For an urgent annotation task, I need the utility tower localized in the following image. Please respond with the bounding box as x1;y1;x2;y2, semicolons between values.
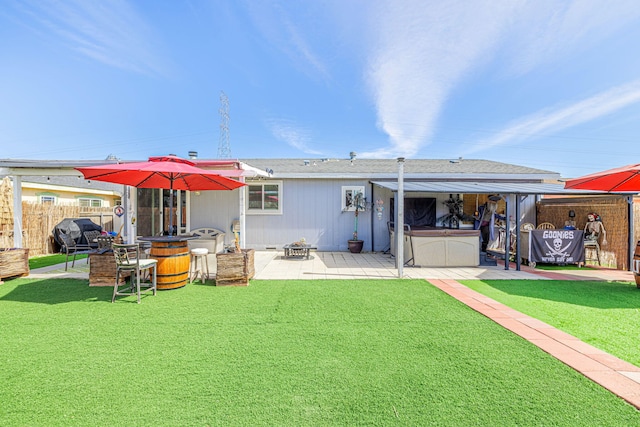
218;91;231;158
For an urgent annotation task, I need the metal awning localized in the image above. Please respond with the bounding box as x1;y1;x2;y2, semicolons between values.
374;180;638;273
370;181;625;195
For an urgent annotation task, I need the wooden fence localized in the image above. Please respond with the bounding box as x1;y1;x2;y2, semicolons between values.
537;195;640;270
0;202;115;256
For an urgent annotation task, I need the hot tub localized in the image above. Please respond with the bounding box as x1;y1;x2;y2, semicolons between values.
401;227;480;267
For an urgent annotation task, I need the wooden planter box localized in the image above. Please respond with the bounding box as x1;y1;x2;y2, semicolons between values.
89;251;128;287
0;248;29;282
216;249;255;286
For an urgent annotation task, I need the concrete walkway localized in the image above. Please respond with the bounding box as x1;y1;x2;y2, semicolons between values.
26;251;640;409
428;278;640;410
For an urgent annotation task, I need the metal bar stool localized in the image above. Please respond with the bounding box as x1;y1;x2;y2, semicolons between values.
112;243;157;303
189;247;210;283
584;237;602;265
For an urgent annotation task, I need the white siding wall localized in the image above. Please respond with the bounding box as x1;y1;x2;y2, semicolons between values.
189;189;240;246
245;179;372;251
187;180;540;253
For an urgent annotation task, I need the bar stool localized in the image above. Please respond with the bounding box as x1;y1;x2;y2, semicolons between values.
189;247;210;283
584;236;602;266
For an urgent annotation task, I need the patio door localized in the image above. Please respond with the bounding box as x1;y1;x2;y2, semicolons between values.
171;189;188;235
136;189;189;236
159;190;188;236
136;188;160;237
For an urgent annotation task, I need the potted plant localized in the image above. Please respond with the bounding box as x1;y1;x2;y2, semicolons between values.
348;191;366;253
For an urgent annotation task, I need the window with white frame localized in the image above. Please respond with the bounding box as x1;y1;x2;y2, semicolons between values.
341;186;365;211
40;195;56;204
247;181;282;214
78;198;103;208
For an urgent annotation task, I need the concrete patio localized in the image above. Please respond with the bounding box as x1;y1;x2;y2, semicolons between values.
28;250;635;282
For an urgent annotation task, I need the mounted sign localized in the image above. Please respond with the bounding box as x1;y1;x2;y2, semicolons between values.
529;229;585;265
113;205;124;218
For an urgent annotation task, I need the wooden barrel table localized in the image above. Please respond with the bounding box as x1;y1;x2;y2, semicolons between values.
139;236;193;290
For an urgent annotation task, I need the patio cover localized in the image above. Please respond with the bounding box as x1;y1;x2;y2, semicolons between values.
371;180;635;272
370;181;613;195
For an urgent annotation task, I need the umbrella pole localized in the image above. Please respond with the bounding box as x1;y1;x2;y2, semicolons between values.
169;182;174;236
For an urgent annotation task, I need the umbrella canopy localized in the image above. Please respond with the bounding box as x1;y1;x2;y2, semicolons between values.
564;163;640;192
75;156;245;235
75;155;245;191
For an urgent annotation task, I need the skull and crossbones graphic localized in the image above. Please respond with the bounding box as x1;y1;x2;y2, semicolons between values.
545;238;571;257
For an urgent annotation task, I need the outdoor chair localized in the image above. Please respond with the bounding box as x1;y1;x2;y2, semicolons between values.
520;222;535;231
83;230;102;249
536;222;556;230
57;230;95;271
517;223;535;265
188;228;226;254
112;243;157;304
96;235;114;251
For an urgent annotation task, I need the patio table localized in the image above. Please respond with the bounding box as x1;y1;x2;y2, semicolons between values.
138;235;197;289
283;244;316;260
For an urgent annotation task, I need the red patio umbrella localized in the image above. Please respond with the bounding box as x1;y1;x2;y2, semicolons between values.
76;155;245;235
564;163;640;192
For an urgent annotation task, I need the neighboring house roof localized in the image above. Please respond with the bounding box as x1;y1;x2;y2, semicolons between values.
240;158;560;181
0;158;268;179
19;175;122;193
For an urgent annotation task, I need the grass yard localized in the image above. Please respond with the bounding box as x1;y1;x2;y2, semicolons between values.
1;278;639;426
462;279;640;367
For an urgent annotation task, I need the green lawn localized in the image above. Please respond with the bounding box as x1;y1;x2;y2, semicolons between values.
1;278;639;426
462;278;640;367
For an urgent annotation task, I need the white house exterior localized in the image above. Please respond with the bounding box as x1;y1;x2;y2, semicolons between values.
230;158;565;252
4;156;601;254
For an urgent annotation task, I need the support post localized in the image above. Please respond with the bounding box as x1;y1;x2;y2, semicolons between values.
504;195;510;270
12;176;23;248
239;177;246;248
123;186;134;244
629;195;635;271
396;157;405;278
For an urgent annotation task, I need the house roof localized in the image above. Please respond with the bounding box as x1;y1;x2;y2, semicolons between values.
1;157;562;185
240;158;561;180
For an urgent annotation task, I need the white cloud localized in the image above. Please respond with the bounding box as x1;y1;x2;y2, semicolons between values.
243;1;330;83
361;0;516;158
359;0;640;159
11;0;168;76
463;79;640;154
266;118;324;155
504;0;640;75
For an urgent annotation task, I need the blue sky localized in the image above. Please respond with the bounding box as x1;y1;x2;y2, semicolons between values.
2;0;640;178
